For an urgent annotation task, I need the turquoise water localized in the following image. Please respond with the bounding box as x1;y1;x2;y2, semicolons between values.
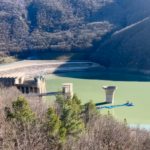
129;124;150;131
45;71;150;124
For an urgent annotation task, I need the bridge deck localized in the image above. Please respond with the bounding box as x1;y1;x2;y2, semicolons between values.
38;92;59;96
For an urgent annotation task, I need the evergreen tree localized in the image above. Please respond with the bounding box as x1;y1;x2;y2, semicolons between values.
55;92;86;138
72;93;83;114
55;91;64;108
83;100;101;124
5;96;35;123
45;106;66;143
61;104;86;137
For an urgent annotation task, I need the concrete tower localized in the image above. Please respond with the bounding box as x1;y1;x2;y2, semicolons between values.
34;76;46;93
62;83;73;100
103;86;117;103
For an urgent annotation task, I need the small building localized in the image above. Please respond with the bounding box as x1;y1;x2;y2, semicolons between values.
0;75;46;94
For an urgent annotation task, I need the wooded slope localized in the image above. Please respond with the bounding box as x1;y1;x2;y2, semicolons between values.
0;0;150;69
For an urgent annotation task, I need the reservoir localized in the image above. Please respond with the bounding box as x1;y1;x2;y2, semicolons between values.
45;71;150;125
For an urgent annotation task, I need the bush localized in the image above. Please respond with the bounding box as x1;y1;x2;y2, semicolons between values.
0;87;150;149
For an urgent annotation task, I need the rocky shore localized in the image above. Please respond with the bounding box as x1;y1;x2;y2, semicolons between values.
0;61;101;78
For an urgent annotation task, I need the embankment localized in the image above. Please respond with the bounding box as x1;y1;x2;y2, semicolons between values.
0;60;102;78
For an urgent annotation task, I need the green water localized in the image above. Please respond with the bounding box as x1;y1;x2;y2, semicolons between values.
45;71;150;124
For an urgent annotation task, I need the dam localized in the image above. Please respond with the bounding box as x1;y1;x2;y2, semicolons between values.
0;75;46;94
0;75;74;100
1;63;148;125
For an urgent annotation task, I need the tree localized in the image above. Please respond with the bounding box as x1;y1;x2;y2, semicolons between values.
72;93;83;114
5;96;35;123
55;92;86;138
45;105;66;144
83;100;101;125
61;104;86;138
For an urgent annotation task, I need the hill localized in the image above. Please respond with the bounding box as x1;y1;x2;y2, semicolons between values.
91;0;150;69
0;0;118;55
0;0;150;69
91;17;150;69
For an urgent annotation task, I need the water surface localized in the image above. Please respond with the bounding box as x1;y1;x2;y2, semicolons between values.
45;71;150;124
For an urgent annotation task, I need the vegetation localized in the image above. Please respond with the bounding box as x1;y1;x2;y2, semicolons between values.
0;56;19;65
1;86;150;149
91;17;150;70
0;0;114;55
1;0;150;69
5;96;35;122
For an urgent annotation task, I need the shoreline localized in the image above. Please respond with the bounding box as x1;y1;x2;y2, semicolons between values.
0;60;101;78
87;66;150;76
0;60;150;78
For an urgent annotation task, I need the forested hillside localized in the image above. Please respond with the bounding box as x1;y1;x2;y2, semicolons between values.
0;0;150;69
90;0;150;69
91;17;150;69
0;0;117;54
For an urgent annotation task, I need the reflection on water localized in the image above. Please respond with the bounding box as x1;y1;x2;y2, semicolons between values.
45;71;150;124
55;71;150;82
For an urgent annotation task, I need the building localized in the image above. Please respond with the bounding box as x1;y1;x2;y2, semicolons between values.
0;75;46;94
